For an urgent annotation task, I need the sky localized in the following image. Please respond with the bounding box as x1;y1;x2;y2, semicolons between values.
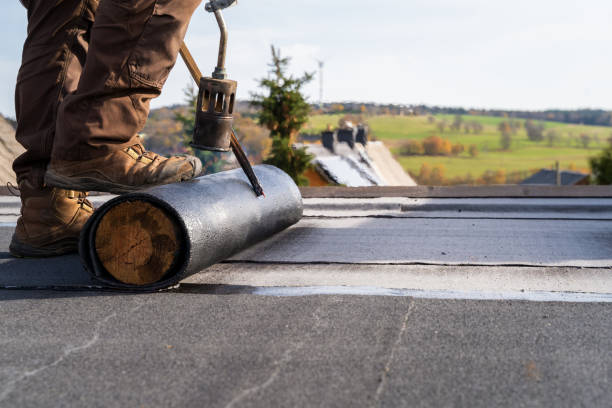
1;0;612;118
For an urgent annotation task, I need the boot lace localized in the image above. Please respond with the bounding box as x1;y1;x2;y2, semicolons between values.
73;191;94;212
133;144;161;160
128;144;163;164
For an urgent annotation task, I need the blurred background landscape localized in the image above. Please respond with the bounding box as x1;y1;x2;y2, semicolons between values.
1;0;611;187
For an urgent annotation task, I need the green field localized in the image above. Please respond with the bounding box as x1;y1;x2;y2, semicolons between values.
305;113;611;183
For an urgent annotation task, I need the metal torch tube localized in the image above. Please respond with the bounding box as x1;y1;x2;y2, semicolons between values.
213;10;228;79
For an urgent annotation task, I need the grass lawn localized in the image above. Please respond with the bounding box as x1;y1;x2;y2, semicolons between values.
305;113;610;183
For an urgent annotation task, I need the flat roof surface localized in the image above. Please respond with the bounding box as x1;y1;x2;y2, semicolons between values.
299;185;612;198
1;191;611;406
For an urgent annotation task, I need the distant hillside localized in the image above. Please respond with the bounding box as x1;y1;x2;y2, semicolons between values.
317;103;612;128
0;115;23;185
426;107;612;128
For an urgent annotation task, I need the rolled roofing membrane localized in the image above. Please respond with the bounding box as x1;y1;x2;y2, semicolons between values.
79;165;303;291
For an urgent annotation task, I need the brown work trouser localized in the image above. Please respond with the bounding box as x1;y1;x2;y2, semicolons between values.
13;0;202;188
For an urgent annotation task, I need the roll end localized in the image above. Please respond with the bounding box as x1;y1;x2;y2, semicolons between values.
93;200;184;286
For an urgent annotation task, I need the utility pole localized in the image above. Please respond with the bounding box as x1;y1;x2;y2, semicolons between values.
317;60;324;110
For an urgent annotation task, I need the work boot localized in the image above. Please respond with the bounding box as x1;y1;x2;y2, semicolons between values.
9;181;94;258
45;143;202;194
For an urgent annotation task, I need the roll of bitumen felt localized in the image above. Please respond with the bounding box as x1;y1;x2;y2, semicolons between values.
79;165;303;291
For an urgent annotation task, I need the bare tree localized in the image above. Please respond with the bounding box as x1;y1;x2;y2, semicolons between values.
525;120;545;142
450;115;463;132
580;133;591;148
437;119;448;133
545;129;559;147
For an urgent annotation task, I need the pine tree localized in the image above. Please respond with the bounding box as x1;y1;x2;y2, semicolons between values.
251;46;314;186
590;145;612;185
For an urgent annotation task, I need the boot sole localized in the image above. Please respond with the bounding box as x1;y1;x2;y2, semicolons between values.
9;235;79;258
45;169;197;195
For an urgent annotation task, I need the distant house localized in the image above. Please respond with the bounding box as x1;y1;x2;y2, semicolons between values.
520;169;590;186
298;125;416;187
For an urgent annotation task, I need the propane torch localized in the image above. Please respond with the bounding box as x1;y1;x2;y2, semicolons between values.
179;0;265;197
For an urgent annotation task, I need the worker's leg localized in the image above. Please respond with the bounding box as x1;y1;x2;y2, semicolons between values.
10;0;98;258
46;0;202;194
13;0;98;188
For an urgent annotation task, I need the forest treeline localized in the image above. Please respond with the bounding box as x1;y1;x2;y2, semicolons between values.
445;108;612;127
316;103;612;127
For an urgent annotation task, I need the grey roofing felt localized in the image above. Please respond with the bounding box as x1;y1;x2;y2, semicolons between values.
299;184;612;198
232;217;612;268
1;292;611;407
521;169;589;185
2;193;612;407
1;195;612;291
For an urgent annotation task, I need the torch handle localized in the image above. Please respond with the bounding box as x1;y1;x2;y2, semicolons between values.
179;42;203;82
